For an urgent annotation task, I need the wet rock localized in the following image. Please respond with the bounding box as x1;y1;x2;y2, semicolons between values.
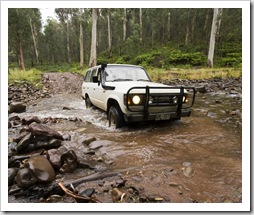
16;133;33;152
9;102;26;113
196;85;207;93
13;131;29;143
78;159;96;170
35;138;62;150
25;156;56;183
29;123;63;140
15;168;38;188
21;116;41;125
9;115;20;122
62;133;71;141
89;140;112;150
46;149;62;170
78;188;95;197
207;112;216;118
58;146;68;155
8;141;18;156
8;168;19;186
78;136;96;146
59;150;78;174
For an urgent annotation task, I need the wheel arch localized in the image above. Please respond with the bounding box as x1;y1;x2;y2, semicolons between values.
107;98;122;115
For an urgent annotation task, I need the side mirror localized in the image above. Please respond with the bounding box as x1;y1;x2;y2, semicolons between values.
93;76;99;83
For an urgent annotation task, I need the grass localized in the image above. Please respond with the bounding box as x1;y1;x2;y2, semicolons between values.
8;66;242;88
147;67;242;82
8;68;43;87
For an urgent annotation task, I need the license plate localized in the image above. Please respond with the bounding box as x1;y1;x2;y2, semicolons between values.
155;113;171;121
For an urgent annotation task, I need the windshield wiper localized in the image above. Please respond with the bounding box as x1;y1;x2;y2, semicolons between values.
112;78;133;82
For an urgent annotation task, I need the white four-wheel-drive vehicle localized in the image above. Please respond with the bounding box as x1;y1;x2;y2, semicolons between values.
82;64;196;128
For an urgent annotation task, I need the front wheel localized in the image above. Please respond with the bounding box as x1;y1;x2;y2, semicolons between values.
108;106;125;129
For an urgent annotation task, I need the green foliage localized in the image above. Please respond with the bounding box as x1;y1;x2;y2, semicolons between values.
8;68;42;87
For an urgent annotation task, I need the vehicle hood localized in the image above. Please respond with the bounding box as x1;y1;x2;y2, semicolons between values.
104;81;183;94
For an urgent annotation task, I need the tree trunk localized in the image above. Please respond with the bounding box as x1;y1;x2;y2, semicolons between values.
207;8;222;67
79;21;84;68
191;11;196;43
89;9;98;67
167;12;171;41
29;17;39;64
66;20;71;64
107;9;112;58
16;32;25;70
139;8;143;45
152;21;154;49
185;11;190;46
216;8;223;36
123;8;127;42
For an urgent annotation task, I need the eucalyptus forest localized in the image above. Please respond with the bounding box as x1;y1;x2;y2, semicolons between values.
8;8;242;72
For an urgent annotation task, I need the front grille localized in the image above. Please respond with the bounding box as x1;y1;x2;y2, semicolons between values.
149;95;176;104
149;96;173;104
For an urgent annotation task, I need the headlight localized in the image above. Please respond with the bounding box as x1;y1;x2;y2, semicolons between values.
132;95;141;104
124;94;143;106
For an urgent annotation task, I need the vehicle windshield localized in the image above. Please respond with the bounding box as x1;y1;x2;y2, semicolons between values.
105;66;151;82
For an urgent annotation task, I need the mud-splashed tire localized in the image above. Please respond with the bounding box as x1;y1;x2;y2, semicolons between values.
108;106;125;129
85;96;93;108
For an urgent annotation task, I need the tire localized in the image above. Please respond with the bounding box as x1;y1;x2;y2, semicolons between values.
85;96;93;108
108;106;125;129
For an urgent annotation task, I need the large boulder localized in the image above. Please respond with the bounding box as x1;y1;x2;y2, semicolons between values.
25;156;56;183
29;123;63;140
9;102;26;113
15;168;38;188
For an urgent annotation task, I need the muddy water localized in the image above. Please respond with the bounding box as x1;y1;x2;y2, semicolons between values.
14;92;242;203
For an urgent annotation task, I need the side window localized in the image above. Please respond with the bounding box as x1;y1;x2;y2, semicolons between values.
84;70;91;82
98;68;101;82
90;69;98;82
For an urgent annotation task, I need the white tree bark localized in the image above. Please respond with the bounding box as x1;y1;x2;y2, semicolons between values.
79;21;84;68
167;12;171;41
66;20;71;64
123;8;127;42
207;8;222;67
139;8;143;44
107;9;112;58
29;17;39;63
89;9;98;67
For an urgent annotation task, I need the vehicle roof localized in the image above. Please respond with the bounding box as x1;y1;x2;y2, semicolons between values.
88;64;144;70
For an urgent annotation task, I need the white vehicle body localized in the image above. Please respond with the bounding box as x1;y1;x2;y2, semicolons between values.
82;64;195;128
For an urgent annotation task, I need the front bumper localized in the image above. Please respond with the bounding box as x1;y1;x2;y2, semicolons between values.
124;86;196;122
124;109;191;122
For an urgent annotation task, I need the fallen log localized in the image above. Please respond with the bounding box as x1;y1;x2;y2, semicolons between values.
58;182;101;203
13;171;119;199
